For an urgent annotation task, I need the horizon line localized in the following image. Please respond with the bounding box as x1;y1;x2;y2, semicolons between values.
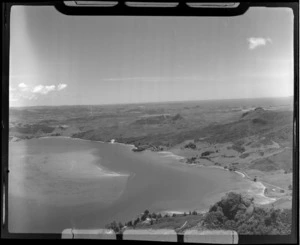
9;95;293;109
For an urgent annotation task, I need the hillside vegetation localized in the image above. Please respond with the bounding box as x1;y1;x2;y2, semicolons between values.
105;192;292;235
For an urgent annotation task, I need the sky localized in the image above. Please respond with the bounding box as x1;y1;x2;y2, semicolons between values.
9;5;294;107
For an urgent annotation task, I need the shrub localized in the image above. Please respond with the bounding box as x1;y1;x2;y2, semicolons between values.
203;209;226;229
186;157;197;164
185;142;197;150
201;151;213;157
133;218;140;226
202;192;292;235
105;221;121;233
141;214;147;221
228;166;237;171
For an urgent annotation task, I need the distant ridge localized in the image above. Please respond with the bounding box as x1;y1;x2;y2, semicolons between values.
9;96;293;109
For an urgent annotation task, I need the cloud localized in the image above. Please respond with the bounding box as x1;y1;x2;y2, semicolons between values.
32;85;56;94
32;85;44;93
18;83;27;88
18;82;29;91
247;37;272;50
57;83;67;91
10;82;68;103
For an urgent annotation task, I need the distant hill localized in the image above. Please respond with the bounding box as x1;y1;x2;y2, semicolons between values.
198;108;293;144
9;105;293;151
131;113;184;126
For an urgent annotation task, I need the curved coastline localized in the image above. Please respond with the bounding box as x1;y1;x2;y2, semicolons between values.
152;148;277;206
9;135;281;233
35;136;277;206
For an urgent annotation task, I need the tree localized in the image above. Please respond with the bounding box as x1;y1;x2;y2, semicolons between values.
185;142;196;149
105;221;120;233
187;157;197;164
141;214;147;221
105;193;292;235
203;210;225;229
201;151;212;157
133;217;140;226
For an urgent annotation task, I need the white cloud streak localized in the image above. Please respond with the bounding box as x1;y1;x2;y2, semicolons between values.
18;82;29;91
57;83;68;91
10;83;68;102
247;37;272;50
18;83;27;88
32;85;56;94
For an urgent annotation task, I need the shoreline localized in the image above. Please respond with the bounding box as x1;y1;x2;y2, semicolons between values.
38;136;137;148
156;150;278;206
14;136;278;206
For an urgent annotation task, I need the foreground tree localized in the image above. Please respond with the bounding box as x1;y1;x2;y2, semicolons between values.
203;192;292;235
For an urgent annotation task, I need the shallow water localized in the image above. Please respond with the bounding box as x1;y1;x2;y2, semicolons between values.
8;137;247;233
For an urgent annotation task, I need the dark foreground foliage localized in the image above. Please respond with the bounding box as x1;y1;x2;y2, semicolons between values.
105;192;292;235
202;192;291;235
